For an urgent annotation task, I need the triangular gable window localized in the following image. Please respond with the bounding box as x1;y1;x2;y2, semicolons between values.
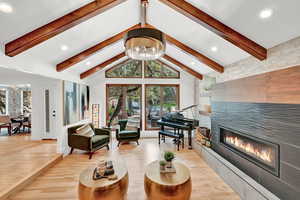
105;59;142;78
144;60;180;78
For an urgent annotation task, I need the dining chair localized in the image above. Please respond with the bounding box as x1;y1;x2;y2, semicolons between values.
23;114;32;132
0;115;12;136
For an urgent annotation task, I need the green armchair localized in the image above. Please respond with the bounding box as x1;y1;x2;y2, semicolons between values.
116;119;140;147
68;123;111;159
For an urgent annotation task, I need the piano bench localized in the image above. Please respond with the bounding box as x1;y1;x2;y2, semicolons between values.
158;130;184;151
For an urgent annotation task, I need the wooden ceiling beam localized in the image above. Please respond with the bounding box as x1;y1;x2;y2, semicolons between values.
163;54;203;80
5;0;126;57
57;24;141;72
159;0;267;60
145;24;224;73
80;52;126;79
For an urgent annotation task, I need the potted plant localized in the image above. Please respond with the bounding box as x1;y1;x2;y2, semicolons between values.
164;151;175;168
159;160;167;171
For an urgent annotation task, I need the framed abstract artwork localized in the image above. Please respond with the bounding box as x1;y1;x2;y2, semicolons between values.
80;84;90;120
63;81;79;125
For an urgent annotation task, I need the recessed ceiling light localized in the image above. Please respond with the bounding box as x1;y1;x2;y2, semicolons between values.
60;45;69;51
0;2;13;13
86;61;91;66
190;61;195;65
211;46;218;52
259;8;273;19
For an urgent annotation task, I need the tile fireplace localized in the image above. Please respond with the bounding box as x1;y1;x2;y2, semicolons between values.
211;102;300;200
210;67;300;199
219;127;279;177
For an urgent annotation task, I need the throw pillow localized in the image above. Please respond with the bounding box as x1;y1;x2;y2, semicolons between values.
75;124;94;137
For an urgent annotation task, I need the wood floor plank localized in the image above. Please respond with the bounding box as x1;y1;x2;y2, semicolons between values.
0;136;61;200
8;138;239;200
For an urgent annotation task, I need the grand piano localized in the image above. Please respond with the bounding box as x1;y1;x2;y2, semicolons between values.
157;105;199;149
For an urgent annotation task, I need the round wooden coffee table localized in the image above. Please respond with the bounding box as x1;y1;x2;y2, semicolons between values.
78;160;128;200
144;161;192;200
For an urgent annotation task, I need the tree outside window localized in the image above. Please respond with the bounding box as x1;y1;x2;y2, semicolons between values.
145;85;179;129
106;85;142;129
105;59;180;79
0;89;7;115
22;90;32;115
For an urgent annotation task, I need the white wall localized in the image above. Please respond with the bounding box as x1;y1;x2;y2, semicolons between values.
86;68;198;137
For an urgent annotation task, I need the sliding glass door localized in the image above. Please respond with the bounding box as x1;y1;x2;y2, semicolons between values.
106;84;142;129
145;85;179;130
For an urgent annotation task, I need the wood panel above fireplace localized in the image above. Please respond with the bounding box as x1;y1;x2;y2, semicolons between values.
212;65;300;104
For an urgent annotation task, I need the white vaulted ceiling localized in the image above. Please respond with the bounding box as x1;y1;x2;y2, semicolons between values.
64;40;126;75
0;0;300;81
187;0;300;48
147;0;250;66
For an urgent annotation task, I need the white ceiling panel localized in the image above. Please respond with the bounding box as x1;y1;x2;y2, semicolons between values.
147;0;250;66
159;57;196;79
166;43;214;75
8;0;138;63
187;0;300;48
0;0;94;44
65;40;125;75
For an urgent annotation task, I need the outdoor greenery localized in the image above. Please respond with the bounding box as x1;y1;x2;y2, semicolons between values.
23;90;32;114
105;59;179;78
106;60;142;78
105;60;180;129
107;85;141;128
0;90;6;114
145;60;179;78
146;85;178;129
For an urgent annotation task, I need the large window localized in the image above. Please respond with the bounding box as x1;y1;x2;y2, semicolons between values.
105;59;180;79
106;84;142;129
105;60;142;78
0;89;7;115
144;60;180;78
145;85;179;130
22;90;32;115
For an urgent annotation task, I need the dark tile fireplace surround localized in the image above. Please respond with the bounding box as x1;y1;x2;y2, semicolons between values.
211;102;300;200
210;66;300;200
219;126;280;177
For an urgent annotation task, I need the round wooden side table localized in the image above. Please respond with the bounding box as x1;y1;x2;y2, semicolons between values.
78;160;128;200
144;161;192;200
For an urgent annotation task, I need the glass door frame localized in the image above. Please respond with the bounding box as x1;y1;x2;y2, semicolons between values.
106;84;143;129
144;84;180;130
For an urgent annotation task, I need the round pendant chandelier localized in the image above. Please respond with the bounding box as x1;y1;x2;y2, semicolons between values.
124;28;165;60
124;1;165;60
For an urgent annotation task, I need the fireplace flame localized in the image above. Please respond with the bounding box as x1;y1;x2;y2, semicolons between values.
225;135;272;163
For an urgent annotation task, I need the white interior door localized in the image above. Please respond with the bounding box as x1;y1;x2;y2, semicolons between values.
44;88;57;139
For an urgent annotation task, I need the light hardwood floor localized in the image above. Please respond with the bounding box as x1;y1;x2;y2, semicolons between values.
8;138;240;200
0;136;62;200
